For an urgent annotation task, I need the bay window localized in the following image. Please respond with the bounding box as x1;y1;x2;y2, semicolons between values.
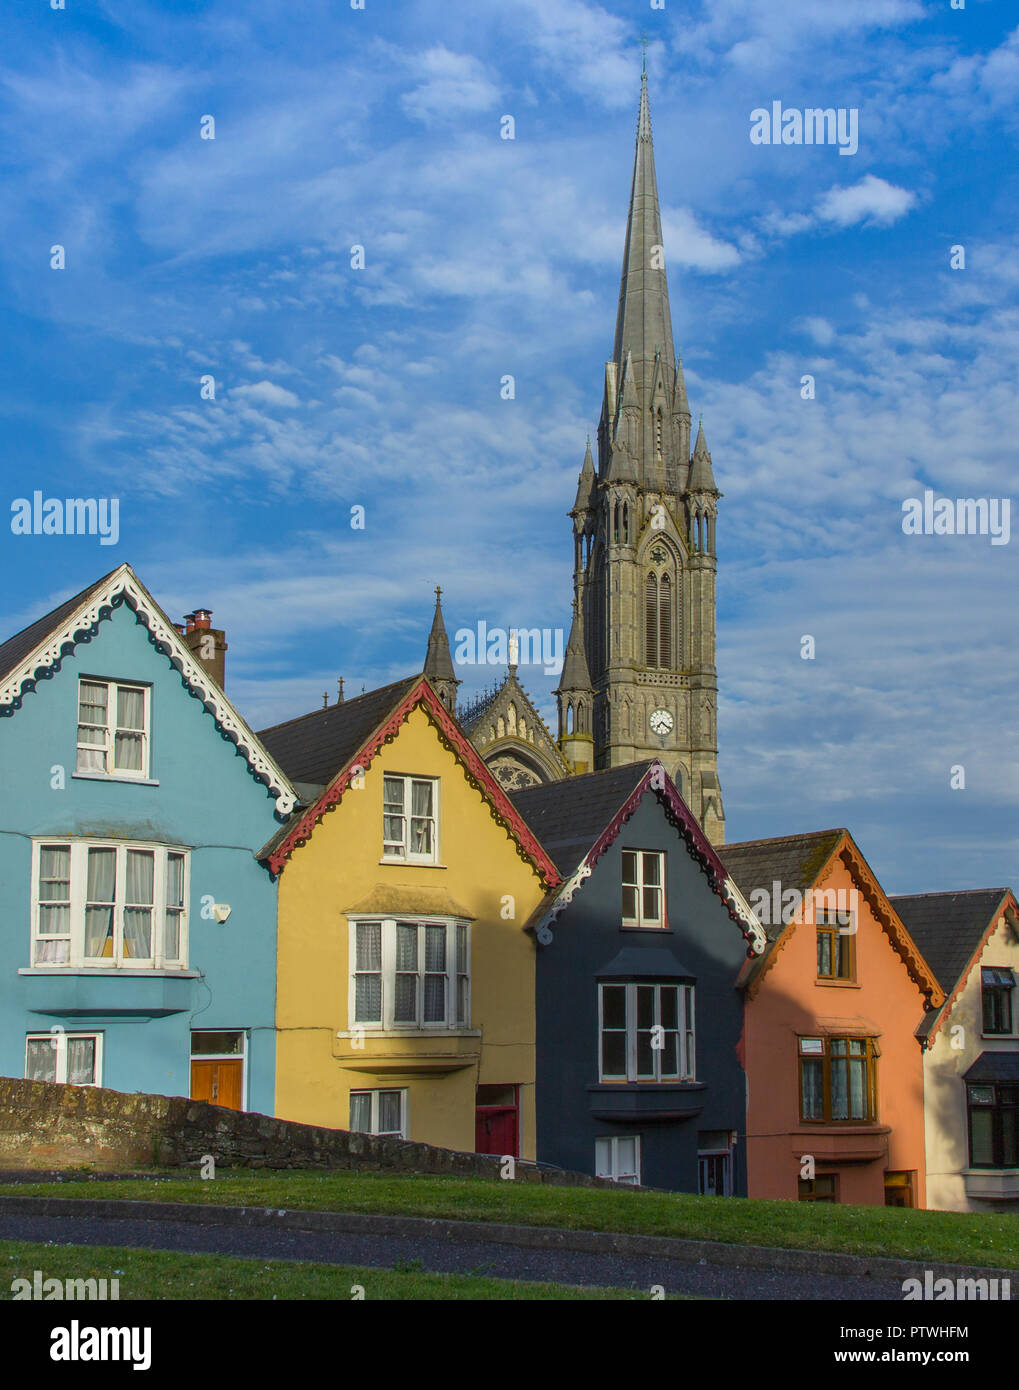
32;840;188;968
351;918;469;1031
799;1036;878;1122
599;982;694;1082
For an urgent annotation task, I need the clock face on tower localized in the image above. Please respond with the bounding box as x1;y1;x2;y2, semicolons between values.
649;708;674;737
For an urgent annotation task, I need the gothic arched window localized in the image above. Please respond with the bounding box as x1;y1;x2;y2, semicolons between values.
613;502;620;544
659;573;672;668
644;572;658;668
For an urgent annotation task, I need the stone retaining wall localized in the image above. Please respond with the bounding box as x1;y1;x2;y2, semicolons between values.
0;1077;608;1185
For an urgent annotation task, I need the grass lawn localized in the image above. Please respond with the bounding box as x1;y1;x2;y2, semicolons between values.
1;1170;1016;1269
0;1239;660;1300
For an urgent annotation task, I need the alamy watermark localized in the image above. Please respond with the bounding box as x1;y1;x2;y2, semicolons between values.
454;624;564;676
11;491;120;546
746;882;858;928
11;1269;120;1300
750;102;858;156
902;489;1010;545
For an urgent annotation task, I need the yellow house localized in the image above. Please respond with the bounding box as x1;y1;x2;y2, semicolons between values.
258;676;560;1158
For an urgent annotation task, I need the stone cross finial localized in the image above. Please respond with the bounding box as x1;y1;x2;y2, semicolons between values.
508;632;519;667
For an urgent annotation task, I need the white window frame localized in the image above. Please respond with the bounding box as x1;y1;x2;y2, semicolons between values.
621;849;665;927
382;774;439;864
595;1134;641;1184
599;981;695;1082
349;916;470;1032
25;1031;103;1087
75;678;151;780
349;1087;408;1139
30;838;189;970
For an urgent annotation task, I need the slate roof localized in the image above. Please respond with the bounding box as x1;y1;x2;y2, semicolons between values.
890;889;1010;996
510;762;654;875
719;829;846;940
0;567;122;689
964;1051;1019;1084
258;676;419;786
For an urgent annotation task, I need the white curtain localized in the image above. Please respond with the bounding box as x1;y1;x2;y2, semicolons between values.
84;848;116;957
114;687;145;771
123;850;153;958
25;1039;56;1083
66;1036;96;1085
164;854;184;959
410;781;432;853
77;682;108;772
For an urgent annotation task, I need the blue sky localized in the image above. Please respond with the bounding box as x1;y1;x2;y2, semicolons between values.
1;0;1017;894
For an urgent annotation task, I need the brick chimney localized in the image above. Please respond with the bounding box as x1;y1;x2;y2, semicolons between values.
181;608;228;688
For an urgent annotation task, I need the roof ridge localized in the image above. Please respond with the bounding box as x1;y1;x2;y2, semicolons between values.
258;674;419;736
890;887;1010;901
722;828;846;851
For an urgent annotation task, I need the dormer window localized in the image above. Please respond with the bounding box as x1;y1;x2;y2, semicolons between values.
76;679;150;779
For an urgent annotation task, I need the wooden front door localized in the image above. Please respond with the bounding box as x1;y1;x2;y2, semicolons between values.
190;1059;243;1111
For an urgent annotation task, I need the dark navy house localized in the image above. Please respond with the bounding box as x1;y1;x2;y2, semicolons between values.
512;762;765;1194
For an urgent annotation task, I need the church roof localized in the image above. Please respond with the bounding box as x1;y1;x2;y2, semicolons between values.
572;440;596;513
612;72;675;386
688;420;717;492
424;588;457;686
558;604;593;693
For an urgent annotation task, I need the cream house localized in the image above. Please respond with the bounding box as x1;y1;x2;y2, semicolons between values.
893;889;1019;1212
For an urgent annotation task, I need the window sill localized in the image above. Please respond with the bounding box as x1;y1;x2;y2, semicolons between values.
19;967;198;977
72;773;159;787
620;924;671;933
814;978;861;988
379;859;447;869
336;1028;481;1039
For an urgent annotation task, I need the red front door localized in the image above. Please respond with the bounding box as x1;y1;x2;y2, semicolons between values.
475;1085;519;1157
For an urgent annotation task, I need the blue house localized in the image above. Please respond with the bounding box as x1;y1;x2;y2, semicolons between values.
0;564;296;1112
512;762;765;1193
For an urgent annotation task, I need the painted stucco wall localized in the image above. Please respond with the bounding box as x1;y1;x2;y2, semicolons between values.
0;599;283;1113
273;704;548;1157
746;853;929;1206
923;907;1019;1212
534;794;750;1193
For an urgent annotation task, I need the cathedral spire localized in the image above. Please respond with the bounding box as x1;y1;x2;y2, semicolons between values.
611;70;676;390
423;586;460;712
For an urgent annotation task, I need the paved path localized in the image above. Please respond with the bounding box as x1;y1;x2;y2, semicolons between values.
0;1208;906;1299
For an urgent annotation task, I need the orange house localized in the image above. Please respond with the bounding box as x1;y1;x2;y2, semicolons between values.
721;830;944;1208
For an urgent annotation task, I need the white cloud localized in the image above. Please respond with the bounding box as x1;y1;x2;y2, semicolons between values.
231;380;300;408
401;47;499;124
815;174;917;227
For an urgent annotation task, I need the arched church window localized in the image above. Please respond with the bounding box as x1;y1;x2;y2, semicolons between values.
613;502;620;544
659;573;672;669
566;702;574;735
622;501;629;542
644;572;658;668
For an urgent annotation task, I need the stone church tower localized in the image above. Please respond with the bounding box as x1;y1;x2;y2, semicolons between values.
556;69;725;843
